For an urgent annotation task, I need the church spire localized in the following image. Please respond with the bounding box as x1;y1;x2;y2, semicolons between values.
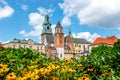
44;14;49;23
55;21;63;28
68;28;73;38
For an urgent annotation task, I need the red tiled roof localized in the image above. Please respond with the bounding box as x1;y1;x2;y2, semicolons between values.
90;36;118;46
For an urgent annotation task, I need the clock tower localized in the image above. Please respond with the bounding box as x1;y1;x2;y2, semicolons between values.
41;14;53;43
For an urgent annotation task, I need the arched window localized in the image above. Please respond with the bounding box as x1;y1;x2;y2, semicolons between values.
60;53;62;58
60;40;62;44
47;26;49;30
57;28;59;33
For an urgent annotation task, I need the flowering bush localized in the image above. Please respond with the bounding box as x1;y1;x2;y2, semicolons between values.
0;45;120;80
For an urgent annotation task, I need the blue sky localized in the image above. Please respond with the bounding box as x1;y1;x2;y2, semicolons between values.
0;0;120;43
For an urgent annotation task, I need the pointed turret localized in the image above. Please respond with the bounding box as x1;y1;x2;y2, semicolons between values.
68;29;73;38
55;21;63;34
55;21;63;28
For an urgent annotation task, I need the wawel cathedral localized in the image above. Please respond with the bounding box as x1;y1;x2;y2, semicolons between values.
3;14;90;59
41;14;90;59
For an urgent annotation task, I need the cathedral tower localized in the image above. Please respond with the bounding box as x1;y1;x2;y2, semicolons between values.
41;14;53;43
54;21;64;59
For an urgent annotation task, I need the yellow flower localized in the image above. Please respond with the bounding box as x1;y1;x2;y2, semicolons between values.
87;68;93;72
0;64;9;73
77;64;82;67
17;77;27;80
31;61;37;64
83;74;88;77
0;67;9;73
51;76;59;80
101;72;113;77
33;69;39;74
21;68;28;74
78;77;90;80
78;74;90;80
30;75;39;80
9;59;15;62
6;72;17;80
0;64;8;68
27;65;38;69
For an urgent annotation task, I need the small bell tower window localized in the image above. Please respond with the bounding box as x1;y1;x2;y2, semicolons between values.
47;26;49;30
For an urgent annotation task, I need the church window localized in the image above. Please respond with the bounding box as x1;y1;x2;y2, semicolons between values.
60;29;62;33
60;53;62;58
59;28;61;33
13;45;15;48
47;26;49;30
41;47;42;50
37;46;39;49
83;45;85;52
57;29;59;33
60;40;62;43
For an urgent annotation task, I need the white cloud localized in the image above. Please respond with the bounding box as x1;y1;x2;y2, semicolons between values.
59;0;120;28
19;30;26;34
21;4;28;11
19;7;54;40
118;28;120;30
0;40;10;44
2;40;10;44
37;7;54;15
61;16;71;27
51;24;56;34
0;0;7;5
0;0;14;19
72;32;101;42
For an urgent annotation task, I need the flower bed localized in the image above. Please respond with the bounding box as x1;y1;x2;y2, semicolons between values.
0;46;120;80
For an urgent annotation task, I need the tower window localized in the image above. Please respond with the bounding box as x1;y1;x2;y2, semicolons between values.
60;53;62;58
47;26;49;30
60;40;62;43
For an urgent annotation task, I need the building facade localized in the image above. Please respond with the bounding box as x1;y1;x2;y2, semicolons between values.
3;38;45;52
3;14;91;59
41;14;90;59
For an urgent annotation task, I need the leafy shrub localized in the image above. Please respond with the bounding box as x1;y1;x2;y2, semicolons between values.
0;42;120;80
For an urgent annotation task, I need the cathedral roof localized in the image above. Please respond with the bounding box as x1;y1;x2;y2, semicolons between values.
46;36;54;44
9;38;41;45
72;38;90;44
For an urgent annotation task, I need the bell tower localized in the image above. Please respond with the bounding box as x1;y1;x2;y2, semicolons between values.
54;21;64;59
41;14;53;43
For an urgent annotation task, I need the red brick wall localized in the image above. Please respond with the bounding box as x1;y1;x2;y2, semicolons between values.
54;33;64;48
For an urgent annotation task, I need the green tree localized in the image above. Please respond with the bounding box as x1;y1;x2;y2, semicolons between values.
113;39;120;52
